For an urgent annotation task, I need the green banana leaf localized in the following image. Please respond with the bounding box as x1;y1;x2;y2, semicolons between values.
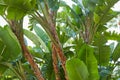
33;25;49;45
94;34;110;66
0;26;21;75
78;44;99;80
112;42;120;61
24;29;49;53
0;26;21;61
66;58;89;80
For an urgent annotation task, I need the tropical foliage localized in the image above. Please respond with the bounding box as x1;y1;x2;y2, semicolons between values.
0;0;120;80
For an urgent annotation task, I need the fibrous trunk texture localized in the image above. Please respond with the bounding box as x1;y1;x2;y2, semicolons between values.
48;17;68;80
52;43;61;80
9;20;44;80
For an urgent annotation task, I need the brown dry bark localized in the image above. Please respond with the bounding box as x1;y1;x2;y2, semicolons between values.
9;20;44;80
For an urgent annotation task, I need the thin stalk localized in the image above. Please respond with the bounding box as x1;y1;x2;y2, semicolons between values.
17;61;26;80
84;17;90;44
0;45;6;56
1;62;23;80
88;22;95;44
2;15;11;25
35;11;44;21
90;23;98;44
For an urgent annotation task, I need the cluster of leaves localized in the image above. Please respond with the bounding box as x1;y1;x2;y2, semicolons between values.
0;0;120;80
0;0;36;20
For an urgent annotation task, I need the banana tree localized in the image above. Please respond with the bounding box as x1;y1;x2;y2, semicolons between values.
0;0;68;80
0;0;44;80
29;0;68;80
0;0;120;80
57;0;120;80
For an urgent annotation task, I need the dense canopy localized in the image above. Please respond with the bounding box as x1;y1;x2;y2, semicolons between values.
0;0;120;80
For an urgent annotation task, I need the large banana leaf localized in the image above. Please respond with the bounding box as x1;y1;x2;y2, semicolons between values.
78;44;99;80
0;0;36;20
47;0;59;11
104;31;120;41
0;26;21;75
24;29;49;53
94;0;119;25
112;42;120;61
33;25;49;45
72;0;119;25
93;33;110;66
66;58;89;80
86;45;99;80
82;0;99;12
0;26;21;61
94;46;110;66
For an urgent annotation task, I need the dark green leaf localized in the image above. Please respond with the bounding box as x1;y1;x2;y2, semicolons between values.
93;33;110;66
104;31;120;41
94;33;107;46
94;46;110;66
112;43;120;61
0;63;8;76
82;0;99;12
97;25;107;33
94;0;119;25
48;0;59;11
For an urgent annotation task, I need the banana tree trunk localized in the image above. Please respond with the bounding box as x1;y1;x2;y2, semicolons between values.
32;6;69;80
48;16;68;80
52;43;68;80
9;20;44;80
52;43;61;80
